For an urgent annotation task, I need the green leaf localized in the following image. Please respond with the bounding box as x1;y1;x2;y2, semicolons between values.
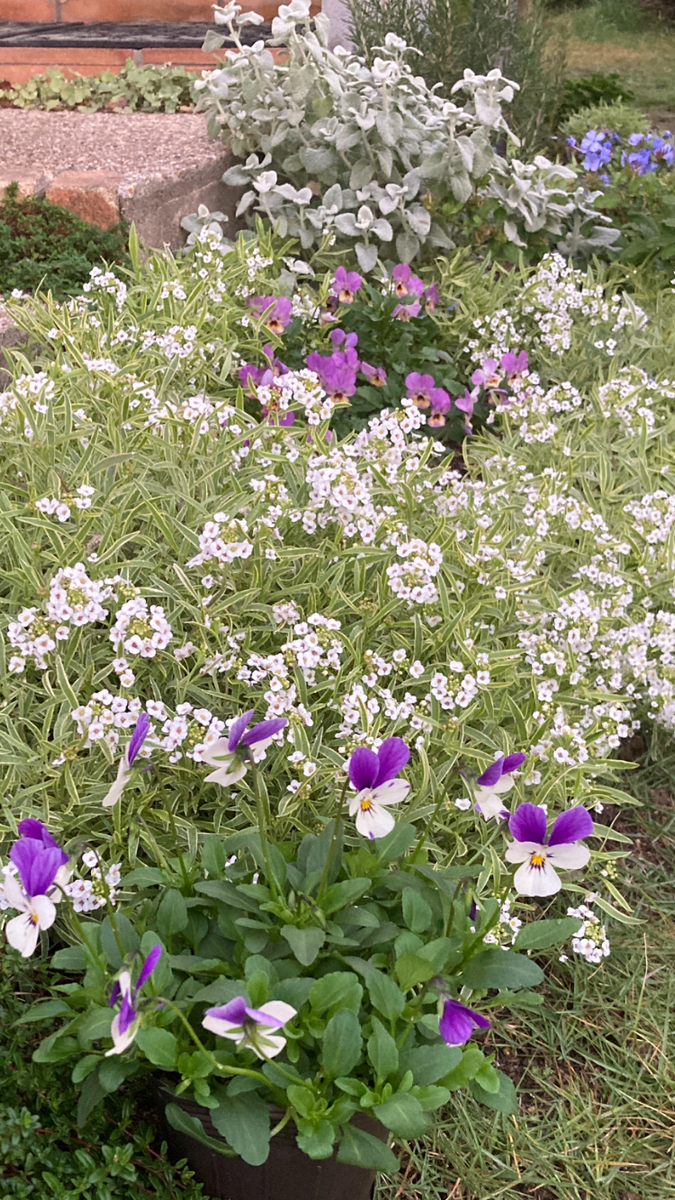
321;1009;363;1078
281;925;326;966
211;1090;271;1166
367;1017;399;1079
400;1042;462;1085
461;949;544;991
202;835;227;878
321;877;372;914
136;1027;178;1069
157;889;189;939
100;914;140;968
402;888;433;933
17;999;72;1023
395;952;436;991
442;1047;488;1090
376;823;417;862
473;1061;500;1094
309;971;363;1016
514;917;584;951
51;945;86;971
77;1070;107;1126
470;1069;518;1114
373;1093;429;1138
336;1124;399;1173
412;1084;450;1111
296;1120;336;1160
287;1084;316;1118
353;965;406;1020
165;1104;236;1157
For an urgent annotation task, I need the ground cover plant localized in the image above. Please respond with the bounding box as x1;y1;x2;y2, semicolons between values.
0;63;198;114
0;217;674;1196
0;183;129;301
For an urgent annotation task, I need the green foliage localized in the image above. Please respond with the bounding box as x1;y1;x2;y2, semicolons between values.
556;71;635;124
561;99;649;140
0;948;205;1199
348;0;567;153
0;182;128;300
1;62;198;114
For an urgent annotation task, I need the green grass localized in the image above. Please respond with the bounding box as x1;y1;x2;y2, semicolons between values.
550;0;675;123
375;738;675;1200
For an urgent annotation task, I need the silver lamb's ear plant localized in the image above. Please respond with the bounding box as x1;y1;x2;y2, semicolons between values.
193;2;619;264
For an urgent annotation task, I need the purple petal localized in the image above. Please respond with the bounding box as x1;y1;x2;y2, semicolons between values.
439;999;490;1045
10;841;63;897
348;747;380;791
508;803;547;846
207;997;248;1025
227;710;255;752
240;717;288;746
244;1005;286;1028
127;712;151;766
375;737;410;785
109;980;122;1007
117;990;137;1036
17;819;68;865
476;758;506;787
548;807;594;846
501;752;526;774
136;944;162;991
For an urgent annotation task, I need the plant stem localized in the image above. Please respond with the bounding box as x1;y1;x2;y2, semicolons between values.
249;764;279;901
317;775;350;898
157;998;269;1085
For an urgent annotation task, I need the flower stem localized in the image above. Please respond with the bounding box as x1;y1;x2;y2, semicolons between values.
317;775;349;899
249;764;279;900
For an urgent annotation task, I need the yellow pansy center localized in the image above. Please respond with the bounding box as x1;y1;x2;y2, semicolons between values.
360;793;374;812
529;852;547;868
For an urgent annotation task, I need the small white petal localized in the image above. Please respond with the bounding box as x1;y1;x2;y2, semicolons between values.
204;762;248;786
31;894;57;931
2;873;28;911
249;1032;287;1059
513;859;561;897
6;912;40;956
355;802;395;840
504;840;542;863
201;1015;246;1040
102;756;131;808
546;844;590;870
105;1012;138;1056
371;779;410;807
258;1000;296;1025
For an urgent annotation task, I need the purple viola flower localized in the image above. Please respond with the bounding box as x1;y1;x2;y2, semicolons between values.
347;737;411;840
423;283;439;312
201;710;288;788
471;358;502;390
440;999;491;1046
330;328;358;350
332;267;363;304
107;944;162;1057
305;351;358;401
239;348;289;394
500;350;528;384
393;300;421;322
102;711;152;809
428;387;451;427
392;264;424;298
361;362;387;386
250;296;293;335
4;825;69;957
454;389;475;433
405;372;435;409
505;804;593;897
473;752;526;821
202;997;297;1059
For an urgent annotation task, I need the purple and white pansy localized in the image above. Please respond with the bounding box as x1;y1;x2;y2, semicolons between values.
505;804;594;897
201;710;288;787
439;998;491;1046
202;997;297;1059
4;821;70;957
347;737;410;839
473;752;527;821
106;944;162;1056
102;711;152;808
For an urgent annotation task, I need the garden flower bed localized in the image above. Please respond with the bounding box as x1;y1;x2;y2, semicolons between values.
0;214;674;1196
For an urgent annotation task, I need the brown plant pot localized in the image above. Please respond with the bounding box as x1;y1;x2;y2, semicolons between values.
155;1085;389;1200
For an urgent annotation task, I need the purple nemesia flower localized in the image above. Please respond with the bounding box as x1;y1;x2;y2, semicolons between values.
347;737;411;839
440;999;491;1046
202;996;297;1059
393;300;421;321
201;710;288;787
392;264;424;298
505;803;593;896
361;362;387;386
250;296;292;334
106;945;162;1056
423;283;439;312
4;825;69;957
473;752;526;822
332;267;363;303
500;350;529;383
127;712;150;767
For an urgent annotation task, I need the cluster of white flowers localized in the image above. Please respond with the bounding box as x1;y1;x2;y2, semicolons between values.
8;564;122;672
110;596;174;659
0;370;55;436
483;898;523;947
83;266;128;311
281;615;343;684
35;485;95;522
596;367;675;434
565;902;610;964
187;515;254;569
520;254;647;355
255;368;333;426
385;532;443;605
71;690;145;748
64;852;123;912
